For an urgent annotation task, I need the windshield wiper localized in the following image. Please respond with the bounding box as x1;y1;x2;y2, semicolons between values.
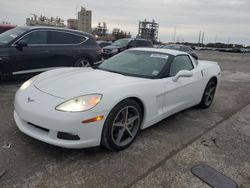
108;70;128;76
98;68;127;76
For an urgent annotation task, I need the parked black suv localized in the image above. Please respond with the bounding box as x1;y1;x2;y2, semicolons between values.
101;38;153;59
0;26;101;79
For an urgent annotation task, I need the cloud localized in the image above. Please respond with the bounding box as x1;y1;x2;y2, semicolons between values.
0;0;249;45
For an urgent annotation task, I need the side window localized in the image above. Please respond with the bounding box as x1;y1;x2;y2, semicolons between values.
146;41;153;47
169;55;194;76
180;46;185;51
47;31;86;44
181;46;192;53
20;31;47;45
128;40;136;48
136;40;146;47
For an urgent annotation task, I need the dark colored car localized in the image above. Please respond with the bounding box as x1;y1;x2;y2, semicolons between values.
0;26;101;79
162;44;198;59
219;47;246;53
97;41;112;48
101;38;153;59
0;24;16;34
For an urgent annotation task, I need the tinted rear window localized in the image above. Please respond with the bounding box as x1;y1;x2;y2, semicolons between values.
47;31;86;44
146;41;153;47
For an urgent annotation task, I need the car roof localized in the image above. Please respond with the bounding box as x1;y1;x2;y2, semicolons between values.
164;44;192;48
129;47;188;56
15;26;93;37
116;38;151;42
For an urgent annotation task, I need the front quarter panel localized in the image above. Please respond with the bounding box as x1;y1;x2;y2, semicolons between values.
196;61;221;103
95;79;166;129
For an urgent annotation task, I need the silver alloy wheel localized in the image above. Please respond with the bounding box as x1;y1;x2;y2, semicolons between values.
111;106;140;147
78;59;90;67
204;81;216;106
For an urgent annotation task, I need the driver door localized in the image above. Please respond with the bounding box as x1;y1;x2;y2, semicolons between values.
10;30;52;74
162;55;203;116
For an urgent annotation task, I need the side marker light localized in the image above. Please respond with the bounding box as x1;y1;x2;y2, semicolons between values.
82;116;104;123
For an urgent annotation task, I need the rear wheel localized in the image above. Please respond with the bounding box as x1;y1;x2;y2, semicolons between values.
101;99;142;151
199;79;217;108
74;58;92;67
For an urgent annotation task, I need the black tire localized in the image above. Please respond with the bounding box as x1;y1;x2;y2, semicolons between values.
199;79;217;108
74;58;92;67
101;99;142;151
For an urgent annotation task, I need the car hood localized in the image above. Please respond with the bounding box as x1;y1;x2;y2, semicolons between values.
34;68;144;99
103;45;124;50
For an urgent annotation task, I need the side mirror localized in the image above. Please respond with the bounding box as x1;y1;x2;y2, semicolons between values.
172;70;193;82
93;60;104;68
16;41;28;49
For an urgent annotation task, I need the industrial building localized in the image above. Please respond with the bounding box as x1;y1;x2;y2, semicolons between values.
137;19;159;43
67;19;78;30
95;22;108;36
26;14;65;28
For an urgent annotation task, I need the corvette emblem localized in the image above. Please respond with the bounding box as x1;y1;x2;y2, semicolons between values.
27;97;35;103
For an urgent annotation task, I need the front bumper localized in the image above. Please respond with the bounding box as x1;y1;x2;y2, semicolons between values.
14;86;109;149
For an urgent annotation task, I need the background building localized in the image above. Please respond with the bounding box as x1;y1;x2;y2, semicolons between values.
67;19;78;30
26;14;65;27
112;28;131;41
93;22;107;36
78;6;92;33
137;19;159;44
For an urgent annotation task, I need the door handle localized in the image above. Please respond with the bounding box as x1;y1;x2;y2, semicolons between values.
40;50;49;53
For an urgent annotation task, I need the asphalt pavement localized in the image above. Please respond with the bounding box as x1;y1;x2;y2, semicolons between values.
0;51;250;188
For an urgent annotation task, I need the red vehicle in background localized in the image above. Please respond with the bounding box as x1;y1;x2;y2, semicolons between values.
0;24;16;34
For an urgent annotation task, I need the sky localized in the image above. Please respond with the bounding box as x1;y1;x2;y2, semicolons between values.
0;0;250;45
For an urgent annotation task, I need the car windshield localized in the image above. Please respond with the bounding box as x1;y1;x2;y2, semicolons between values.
0;27;27;44
112;39;130;47
98;50;170;78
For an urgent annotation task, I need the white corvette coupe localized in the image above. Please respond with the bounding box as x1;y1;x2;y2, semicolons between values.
14;48;221;151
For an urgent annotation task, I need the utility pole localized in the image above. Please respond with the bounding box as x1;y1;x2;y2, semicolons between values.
201;32;205;46
173;26;176;43
198;31;201;47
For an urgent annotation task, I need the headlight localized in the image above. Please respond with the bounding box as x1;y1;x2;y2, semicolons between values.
20;75;38;90
111;49;118;53
55;94;102;112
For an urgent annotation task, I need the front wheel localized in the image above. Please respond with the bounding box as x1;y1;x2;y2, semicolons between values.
101;99;142;151
74;58;92;67
199;79;217;108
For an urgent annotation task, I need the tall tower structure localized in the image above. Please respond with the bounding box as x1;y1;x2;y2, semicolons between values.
137;19;159;43
78;6;92;33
